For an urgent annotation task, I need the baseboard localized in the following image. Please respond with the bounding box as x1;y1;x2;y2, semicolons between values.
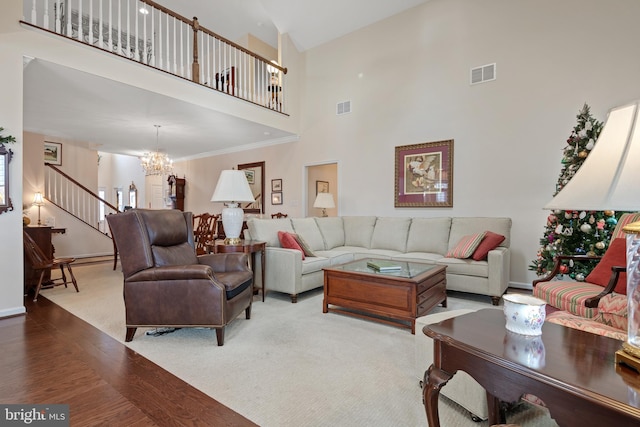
0;306;26;319
509;281;533;290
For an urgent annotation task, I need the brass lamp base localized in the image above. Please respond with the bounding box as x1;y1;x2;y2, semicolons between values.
224;237;242;245
615;343;640;373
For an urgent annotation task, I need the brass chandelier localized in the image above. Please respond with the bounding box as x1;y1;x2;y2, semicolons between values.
141;125;173;176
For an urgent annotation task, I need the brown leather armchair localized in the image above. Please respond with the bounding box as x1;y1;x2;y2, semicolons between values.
107;209;253;346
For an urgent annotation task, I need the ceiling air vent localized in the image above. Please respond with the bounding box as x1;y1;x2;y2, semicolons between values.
470;63;496;85
336;100;351;115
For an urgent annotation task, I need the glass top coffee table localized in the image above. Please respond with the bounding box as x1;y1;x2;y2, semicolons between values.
323;258;447;333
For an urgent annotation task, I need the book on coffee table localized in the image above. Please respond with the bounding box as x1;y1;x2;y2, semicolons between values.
367;260;402;272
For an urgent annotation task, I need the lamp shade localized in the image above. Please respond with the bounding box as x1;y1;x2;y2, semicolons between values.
210;170;255;203
545;100;640;211
313;192;335;209
32;192;44;206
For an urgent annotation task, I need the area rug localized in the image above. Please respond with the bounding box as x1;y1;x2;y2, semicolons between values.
41;263;558;427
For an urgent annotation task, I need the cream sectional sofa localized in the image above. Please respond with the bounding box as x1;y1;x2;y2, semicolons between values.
246;216;512;304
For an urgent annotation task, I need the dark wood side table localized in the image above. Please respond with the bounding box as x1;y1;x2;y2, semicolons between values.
207;240;266;302
423;308;640;426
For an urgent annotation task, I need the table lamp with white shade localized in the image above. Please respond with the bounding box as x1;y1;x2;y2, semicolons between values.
314;192;335;217
544;100;640;370
211;170;255;245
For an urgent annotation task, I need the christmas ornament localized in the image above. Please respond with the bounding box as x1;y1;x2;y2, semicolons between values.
578;150;588;158
576;273;585;282
596;219;605;230
595;241;605;250
559;265;569;274
579;211;586;219
555;224;563;234
565;212;572;219
589;215;595;224
562;227;574;236
606;217;618;226
585;121;593;131
586;139;595;150
580;223;592;233
586;250;596;257
604;210;614;217
575;247;586;255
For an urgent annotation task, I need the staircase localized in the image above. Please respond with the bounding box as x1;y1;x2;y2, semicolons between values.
44;164;119;238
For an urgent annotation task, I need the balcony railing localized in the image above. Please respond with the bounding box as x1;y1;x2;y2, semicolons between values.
21;0;288;114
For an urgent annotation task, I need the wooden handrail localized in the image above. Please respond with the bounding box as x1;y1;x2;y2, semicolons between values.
45;163;119;213
139;0;287;75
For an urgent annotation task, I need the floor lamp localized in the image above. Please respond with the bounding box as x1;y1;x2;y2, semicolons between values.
544;100;640;370
210;170;255;245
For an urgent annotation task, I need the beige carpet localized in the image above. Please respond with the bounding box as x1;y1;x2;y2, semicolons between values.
41;263;558;427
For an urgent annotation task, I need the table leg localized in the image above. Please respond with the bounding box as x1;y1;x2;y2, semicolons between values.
422;364;452;427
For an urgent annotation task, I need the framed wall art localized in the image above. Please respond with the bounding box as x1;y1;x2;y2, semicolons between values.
316;180;329;195
44;141;62;166
394;139;453;208
271;192;283;205
271;179;282;192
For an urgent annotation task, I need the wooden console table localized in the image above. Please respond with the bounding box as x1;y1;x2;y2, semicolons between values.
423;309;640;426
207;240;266;301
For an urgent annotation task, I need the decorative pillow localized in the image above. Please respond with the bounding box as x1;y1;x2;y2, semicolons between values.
293;234;316;257
585;237;627;294
277;231;304;259
446;232;486;259
471;231;506;261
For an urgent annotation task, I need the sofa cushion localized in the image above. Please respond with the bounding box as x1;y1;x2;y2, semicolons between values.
392;253;441;264
585;237;627;294
406;217;451;255
448;217;512;251
301;256;331;274
370;217;411;252
248;218;294;247
278;231;304;259
436;258;489;277
314;250;354;266
447;232;486;259
291;218;325;251
532;281;602;318
315;217;345;249
343;216;377;247
471;231;506;261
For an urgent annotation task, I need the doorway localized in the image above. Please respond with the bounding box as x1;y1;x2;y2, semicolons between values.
306;162;338;217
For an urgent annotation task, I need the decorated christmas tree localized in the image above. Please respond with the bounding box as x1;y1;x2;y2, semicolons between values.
529;104;625;280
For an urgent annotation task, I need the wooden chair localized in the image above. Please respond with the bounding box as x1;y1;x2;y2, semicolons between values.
193;213;218;255
271;212;288;218
23;230;79;301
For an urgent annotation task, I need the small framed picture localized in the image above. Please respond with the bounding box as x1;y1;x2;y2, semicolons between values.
316;180;329;195
44;141;62;166
243;169;255;184
271;179;282;192
271;192;283;205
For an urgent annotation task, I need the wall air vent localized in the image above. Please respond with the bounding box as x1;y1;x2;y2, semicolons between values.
336;100;351;115
470;63;496;85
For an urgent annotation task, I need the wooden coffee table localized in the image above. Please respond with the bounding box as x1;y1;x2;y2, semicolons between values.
423;308;640;426
323;258;446;333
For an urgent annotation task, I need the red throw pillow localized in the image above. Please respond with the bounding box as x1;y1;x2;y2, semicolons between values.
277;231;305;259
471;231;506;261
585;237;627;295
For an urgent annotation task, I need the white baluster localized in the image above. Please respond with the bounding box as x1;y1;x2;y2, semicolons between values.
43;0;50;30
157;7;163;69
126;0;131;58
54;0;61;33
78;0;83;42
31;0;36;25
149;6;155;66
98;0;103;48
135;0;139;61
66;0;72;37
107;0;112;51
180;22;184;77
88;0;93;45
172;17;177;74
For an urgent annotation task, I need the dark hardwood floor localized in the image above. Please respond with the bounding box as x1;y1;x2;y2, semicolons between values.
0;295;258;427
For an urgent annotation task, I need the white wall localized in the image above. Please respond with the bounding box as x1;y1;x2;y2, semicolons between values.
172;0;640;288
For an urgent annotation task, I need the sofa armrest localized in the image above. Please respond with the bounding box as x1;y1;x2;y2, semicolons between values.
261;247;304;294
532;255;601;286
486;246;510;301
